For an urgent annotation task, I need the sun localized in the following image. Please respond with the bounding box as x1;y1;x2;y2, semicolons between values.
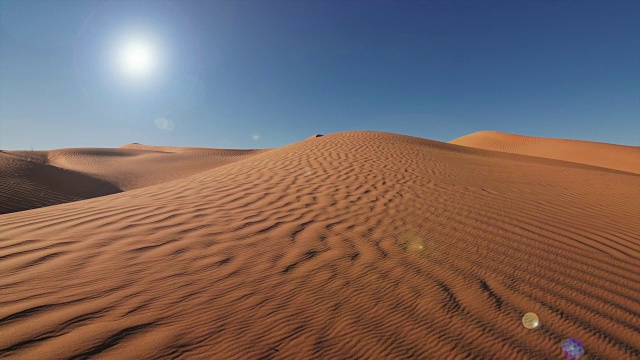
118;38;156;77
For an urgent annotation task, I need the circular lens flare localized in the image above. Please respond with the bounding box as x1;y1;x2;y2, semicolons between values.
562;338;585;359
522;312;540;329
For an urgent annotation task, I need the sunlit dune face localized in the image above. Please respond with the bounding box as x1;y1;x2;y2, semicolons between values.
117;38;156;77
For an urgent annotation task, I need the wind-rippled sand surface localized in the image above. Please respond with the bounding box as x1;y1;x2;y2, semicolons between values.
1;131;639;359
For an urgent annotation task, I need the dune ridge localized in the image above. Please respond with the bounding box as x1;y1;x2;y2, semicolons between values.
46;144;270;191
1;131;639;359
1;145;269;214
0;151;122;214
450;131;640;174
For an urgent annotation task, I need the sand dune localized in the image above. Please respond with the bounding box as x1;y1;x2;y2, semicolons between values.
1;131;639;359
45;144;270;191
0;151;121;214
1;145;268;214
451;131;640;174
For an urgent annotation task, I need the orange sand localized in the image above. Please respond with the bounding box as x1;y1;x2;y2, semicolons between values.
1;131;639;359
1;146;268;214
451;131;640;174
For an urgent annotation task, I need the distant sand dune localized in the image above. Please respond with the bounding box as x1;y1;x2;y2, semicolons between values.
451;131;640;174
46;144;270;191
1;145;269;214
0;151;121;214
1;131;639;359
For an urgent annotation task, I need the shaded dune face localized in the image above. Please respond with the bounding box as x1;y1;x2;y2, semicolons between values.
0;151;122;214
451;131;640;174
0;146;269;214
45;145;271;191
1;131;639;359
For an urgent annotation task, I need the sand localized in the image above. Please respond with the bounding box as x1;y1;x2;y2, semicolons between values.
1;131;639;359
1;146;268;214
451;131;640;174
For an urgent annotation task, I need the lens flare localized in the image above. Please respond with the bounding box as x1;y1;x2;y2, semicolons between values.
154;117;175;130
522;312;540;329
561;338;585;359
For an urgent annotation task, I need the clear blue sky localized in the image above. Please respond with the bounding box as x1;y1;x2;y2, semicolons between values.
1;0;638;150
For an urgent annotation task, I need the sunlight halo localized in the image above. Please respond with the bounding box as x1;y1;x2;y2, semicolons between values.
117;38;157;78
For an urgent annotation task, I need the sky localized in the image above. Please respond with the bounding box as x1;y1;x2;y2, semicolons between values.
0;0;638;150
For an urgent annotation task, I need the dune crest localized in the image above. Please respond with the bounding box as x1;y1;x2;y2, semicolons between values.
450;130;640;174
0;151;121;214
0;145;269;214
1;131;639;359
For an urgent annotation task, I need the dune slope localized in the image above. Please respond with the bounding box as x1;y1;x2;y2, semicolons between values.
1;145;269;214
0;151;122;214
450;131;640;174
44;144;270;191
1;131;639;359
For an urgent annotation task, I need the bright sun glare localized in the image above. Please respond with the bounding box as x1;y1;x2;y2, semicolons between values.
118;39;156;77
